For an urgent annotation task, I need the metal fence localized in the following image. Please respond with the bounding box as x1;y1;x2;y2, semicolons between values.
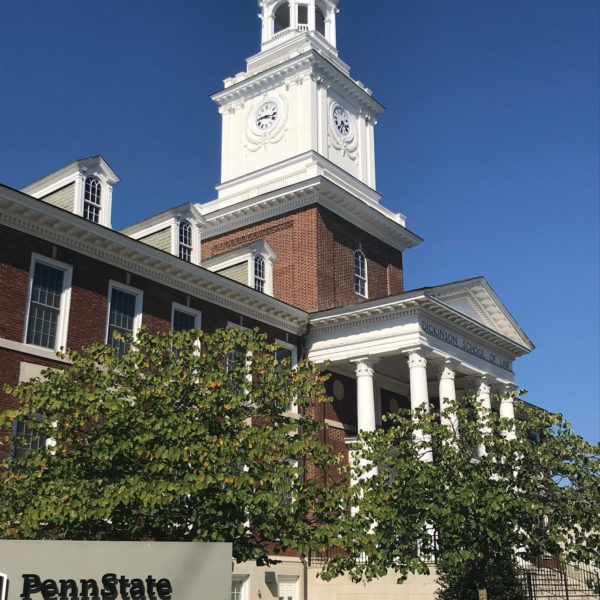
517;556;600;599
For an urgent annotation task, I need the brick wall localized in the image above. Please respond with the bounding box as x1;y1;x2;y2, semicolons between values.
202;204;404;313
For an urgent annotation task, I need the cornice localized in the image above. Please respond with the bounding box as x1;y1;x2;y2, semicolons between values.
201;179;421;252
308;293;531;358
212;49;384;118
0;186;308;336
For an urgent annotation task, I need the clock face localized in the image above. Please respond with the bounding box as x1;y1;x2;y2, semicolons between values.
254;100;279;132
333;105;351;137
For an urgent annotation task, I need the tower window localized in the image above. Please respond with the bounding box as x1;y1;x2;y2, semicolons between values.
316;6;325;35
274;2;290;32
84;177;102;223
298;5;308;25
179;220;192;262
354;249;367;297
254;255;266;293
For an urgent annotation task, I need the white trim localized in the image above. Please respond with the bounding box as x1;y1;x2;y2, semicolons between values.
275;338;299;412
23;253;73;352
171;302;202;330
204;240;277;296
230;575;248;600
105;281;144;346
0;337;72;364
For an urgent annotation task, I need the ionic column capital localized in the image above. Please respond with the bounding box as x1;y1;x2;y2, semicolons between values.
476;375;492;395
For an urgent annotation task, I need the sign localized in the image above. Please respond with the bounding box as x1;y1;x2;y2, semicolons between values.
421;320;512;371
0;541;231;600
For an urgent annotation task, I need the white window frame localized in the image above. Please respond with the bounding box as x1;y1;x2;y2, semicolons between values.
354;249;368;298
23;253;73;352
231;576;248;600
105;281;143;348
275;339;298;413
277;577;298;600
171;302;202;332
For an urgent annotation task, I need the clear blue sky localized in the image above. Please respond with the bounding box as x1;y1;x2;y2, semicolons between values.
1;1;598;443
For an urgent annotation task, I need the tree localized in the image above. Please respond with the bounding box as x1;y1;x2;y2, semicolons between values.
320;392;600;599
0;327;348;565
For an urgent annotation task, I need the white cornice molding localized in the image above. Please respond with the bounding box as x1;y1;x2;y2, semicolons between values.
121;202;208;237
0;186;308;336
308;292;531;357
212;49;384;119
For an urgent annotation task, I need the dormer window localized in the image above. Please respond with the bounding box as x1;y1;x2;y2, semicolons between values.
354;249;367;297
83;177;102;223
178;220;193;262
254;256;266;292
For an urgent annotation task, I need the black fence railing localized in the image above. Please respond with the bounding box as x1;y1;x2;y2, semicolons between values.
517;556;600;599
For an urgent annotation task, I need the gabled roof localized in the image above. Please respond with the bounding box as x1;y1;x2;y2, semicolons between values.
21;156;119;196
423;277;534;349
120;202;208;236
309;277;534;356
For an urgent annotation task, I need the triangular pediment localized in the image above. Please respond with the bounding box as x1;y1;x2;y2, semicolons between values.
425;278;534;349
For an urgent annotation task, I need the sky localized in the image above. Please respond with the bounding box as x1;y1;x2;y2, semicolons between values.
1;1;598;443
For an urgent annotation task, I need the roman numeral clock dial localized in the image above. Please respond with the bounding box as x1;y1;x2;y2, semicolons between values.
254;100;279;132
333;106;350;136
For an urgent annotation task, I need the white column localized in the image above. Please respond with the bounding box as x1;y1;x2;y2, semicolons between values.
438;359;459;437
476;375;492;457
353;358;377;433
499;383;517;440
407;349;433;462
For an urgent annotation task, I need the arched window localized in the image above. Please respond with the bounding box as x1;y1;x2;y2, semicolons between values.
274;2;290;32
354;249;367;297
254;255;266;292
84;177;102;223
315;6;325;35
178;220;192;262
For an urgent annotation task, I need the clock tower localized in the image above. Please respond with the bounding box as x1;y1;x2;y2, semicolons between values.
200;0;421;313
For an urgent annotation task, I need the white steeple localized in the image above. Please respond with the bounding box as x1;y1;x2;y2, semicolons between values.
259;0;339;51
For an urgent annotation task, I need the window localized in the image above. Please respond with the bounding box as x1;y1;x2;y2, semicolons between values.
315;6;325;35
254;255;266;292
24;255;73;351
354;249;367;297
278;578;298;600
171;303;202;332
83;177;102;223
298;4;308;24
106;283;143;356
178;220;192;262
274;2;290;32
231;577;247;600
275;341;298;412
10;418;47;459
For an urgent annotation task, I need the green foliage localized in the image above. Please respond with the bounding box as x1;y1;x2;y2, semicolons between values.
435;551;526;600
0;327;348;565
320;392;600;589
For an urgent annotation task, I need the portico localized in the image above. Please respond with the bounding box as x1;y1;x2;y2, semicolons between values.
306;278;534;442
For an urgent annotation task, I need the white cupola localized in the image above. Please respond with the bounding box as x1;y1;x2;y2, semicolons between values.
259;0;339;50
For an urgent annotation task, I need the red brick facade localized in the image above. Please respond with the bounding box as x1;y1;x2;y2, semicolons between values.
202;205;405;313
0;223;299;421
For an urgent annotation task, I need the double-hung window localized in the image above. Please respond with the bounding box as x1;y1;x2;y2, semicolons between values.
275;340;298;413
253;255;266;292
84;176;102;223
171;303;202;332
231;577;247;600
24;254;73;351
178;220;193;262
10;417;47;459
105;282;143;355
354;249;367;297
